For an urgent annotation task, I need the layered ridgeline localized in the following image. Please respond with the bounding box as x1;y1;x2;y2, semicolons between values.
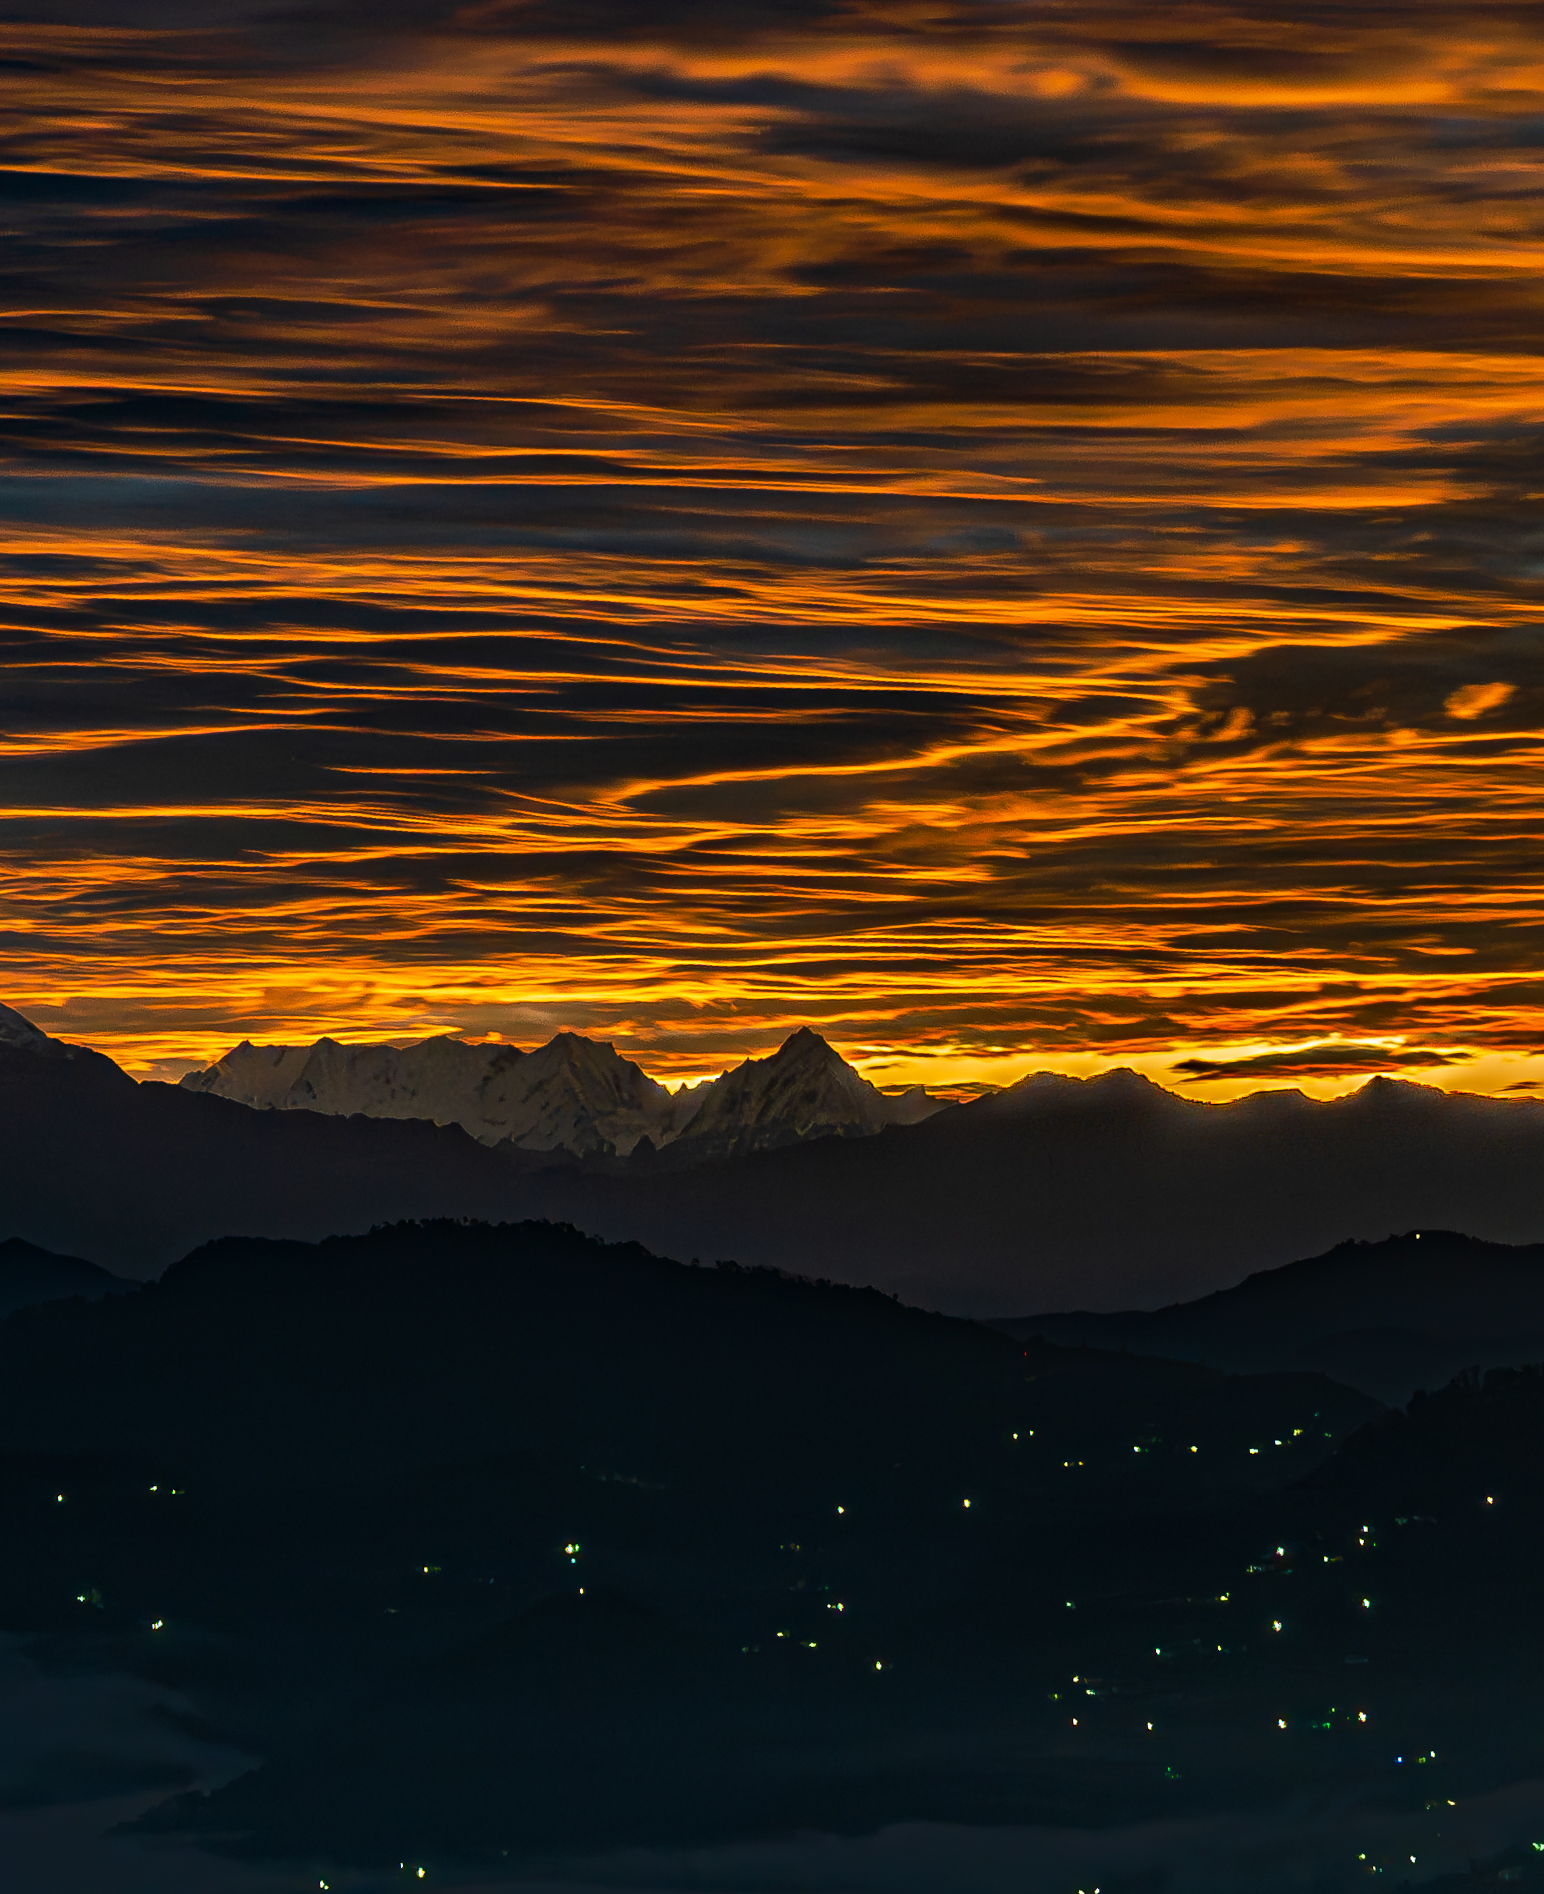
179;1022;940;1159
0;1238;134;1318
16;999;1544;1310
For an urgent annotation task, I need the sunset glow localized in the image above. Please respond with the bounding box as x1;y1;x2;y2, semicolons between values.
6;0;1544;1095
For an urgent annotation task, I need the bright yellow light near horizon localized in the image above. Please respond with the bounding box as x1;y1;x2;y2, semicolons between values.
42;1004;1544;1110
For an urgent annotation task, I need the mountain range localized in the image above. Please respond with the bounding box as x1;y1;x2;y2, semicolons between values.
15;1000;1544;1311
179;1022;941;1159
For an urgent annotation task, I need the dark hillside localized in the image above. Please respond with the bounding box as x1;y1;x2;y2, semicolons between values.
5;1221;1544;1881
0;1218;1380;1868
1001;1231;1544;1404
522;1073;1544;1313
0;1051;536;1275
0;1237;134;1316
0;1218;1366;1496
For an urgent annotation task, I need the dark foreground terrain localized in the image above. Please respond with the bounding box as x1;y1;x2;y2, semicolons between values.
1003;1228;1544;1406
0;1221;1543;1885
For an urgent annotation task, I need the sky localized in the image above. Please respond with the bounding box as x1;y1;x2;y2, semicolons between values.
4;0;1544;1096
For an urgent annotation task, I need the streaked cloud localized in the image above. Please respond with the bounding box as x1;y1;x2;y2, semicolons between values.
1172;1039;1463;1081
3;0;1544;1092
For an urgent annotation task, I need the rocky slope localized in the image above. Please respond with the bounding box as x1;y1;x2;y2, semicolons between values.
180;1023;941;1159
0;1001;130;1086
655;1025;939;1164
180;1030;677;1157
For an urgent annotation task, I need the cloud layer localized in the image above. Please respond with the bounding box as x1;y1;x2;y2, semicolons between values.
4;0;1544;1088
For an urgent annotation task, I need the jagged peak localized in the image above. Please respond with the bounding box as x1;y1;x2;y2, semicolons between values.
779;1025;831;1051
168;1020;938;1158
729;1026;845;1079
0;1002;53;1047
0;1002;132;1083
545;1030;608;1056
528;1031;643;1070
775;1024;843;1064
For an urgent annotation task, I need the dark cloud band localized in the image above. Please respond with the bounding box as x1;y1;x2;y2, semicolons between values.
3;0;1543;1085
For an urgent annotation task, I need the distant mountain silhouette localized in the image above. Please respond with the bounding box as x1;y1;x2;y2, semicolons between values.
180;1020;940;1159
17;1006;1544;1310
998;1230;1544;1405
522;1069;1544;1313
0;1237;134;1316
0;1010;536;1275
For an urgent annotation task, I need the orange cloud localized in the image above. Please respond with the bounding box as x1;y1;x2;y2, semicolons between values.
1445;681;1516;720
4;1;1544;1092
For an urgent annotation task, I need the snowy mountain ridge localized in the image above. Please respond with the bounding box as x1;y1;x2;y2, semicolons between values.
178;1024;942;1160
